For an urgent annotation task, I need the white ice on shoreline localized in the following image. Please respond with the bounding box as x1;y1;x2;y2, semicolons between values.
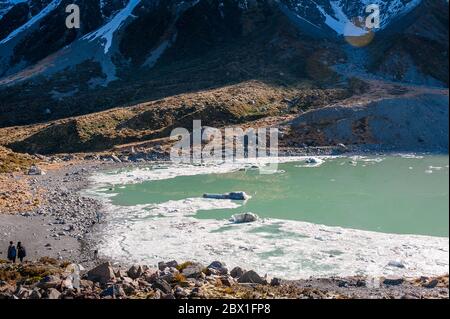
91;195;449;280
89;156;337;187
87;156;449;280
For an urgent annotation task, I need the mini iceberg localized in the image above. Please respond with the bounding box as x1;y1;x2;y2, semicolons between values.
230;212;259;224
295;157;325;168
203;191;251;200
305;157;320;164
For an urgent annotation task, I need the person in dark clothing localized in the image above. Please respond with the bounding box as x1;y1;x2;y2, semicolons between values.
7;241;16;263
17;242;26;263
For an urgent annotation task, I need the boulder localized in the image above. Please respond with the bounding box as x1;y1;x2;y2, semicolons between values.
87;262;116;284
16;287;31;299
143;270;159;283
47;288;61;299
230;267;245;279
29;289;42;299
175;286;189;298
28;165;45;176
38;275;61;289
80;280;94;290
152;279;172;294
114;269;128;279
383;278;404;286
220;276;234;287
207;261;228;275
182;263;205;279
161;293;176;299
238;270;267;285
270;278;282;286
122;283;137;295
230;213;259;224
100;285;125;298
424;279;439;289
127;265;145;279
158;260;178;271
159;272;176;283
61;277;74;290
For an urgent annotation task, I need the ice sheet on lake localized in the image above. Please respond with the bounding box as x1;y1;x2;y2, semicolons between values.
91;194;449;280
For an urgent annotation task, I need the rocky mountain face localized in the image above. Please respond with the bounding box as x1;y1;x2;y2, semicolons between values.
369;0;449;84
0;0;447;127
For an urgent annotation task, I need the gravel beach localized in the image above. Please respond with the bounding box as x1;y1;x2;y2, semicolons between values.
0;161;112;265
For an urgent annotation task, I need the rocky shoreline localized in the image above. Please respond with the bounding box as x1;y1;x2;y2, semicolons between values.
0;147;449;299
0;259;448;299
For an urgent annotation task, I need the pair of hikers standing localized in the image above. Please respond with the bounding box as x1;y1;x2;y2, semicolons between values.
7;241;26;263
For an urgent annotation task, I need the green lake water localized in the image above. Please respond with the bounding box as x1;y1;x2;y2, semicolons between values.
105;155;449;237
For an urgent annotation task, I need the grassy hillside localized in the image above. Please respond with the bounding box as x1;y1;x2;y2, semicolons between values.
0;81;351;154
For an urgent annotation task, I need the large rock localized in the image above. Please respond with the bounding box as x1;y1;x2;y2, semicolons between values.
29;289;42;299
38;275;61;289
230;267;245;279
87;262;116;284
47;288;61;299
207;261;228;275
182;263;205;279
143;269;159;283
238;270;267;285
152;279;172;294
383;278;405;286
158;260;178;271
100;285;126;298
16;287;31;299
270;278;282;287
127;265;145;279
28;165;45;176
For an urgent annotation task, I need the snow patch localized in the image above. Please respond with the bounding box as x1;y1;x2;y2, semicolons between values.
83;0;141;54
0;0;62;45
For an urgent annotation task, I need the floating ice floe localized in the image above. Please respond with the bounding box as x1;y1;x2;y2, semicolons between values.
388;261;406;269
295;157;325;168
204;192;251;201
230;213;259;224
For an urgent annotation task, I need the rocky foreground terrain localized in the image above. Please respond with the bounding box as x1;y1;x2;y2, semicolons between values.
0;259;448;300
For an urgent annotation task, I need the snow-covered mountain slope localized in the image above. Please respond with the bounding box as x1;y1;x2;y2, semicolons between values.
0;0;62;45
0;0;26;19
0;0;447;127
0;0;424;68
83;0;141;53
280;0;423;36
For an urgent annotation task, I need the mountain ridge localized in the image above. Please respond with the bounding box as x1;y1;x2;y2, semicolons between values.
0;0;447;129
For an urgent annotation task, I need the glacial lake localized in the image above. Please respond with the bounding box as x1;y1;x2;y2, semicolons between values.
90;155;449;279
